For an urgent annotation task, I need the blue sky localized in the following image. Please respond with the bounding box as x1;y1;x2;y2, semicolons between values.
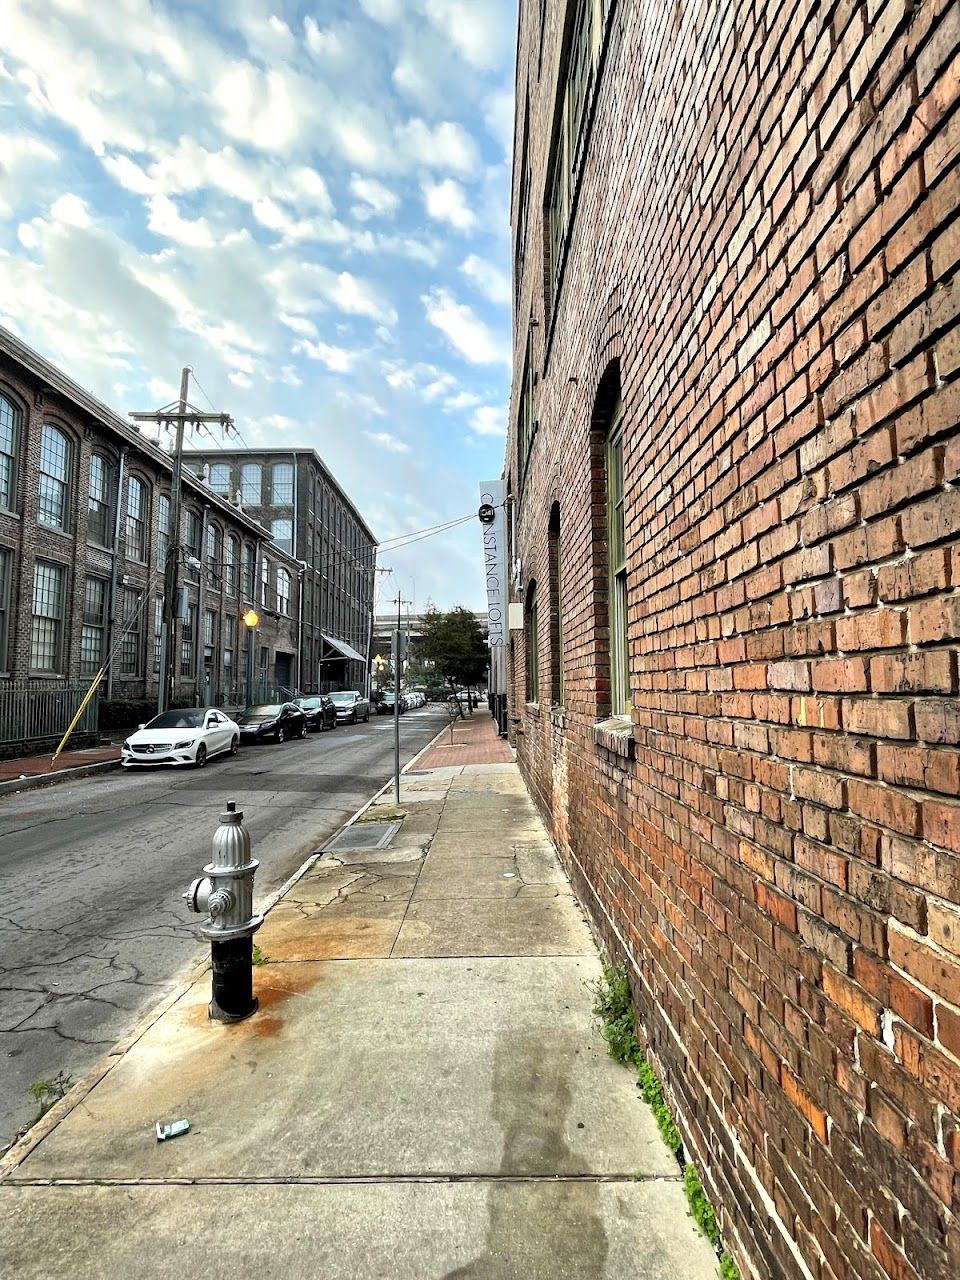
0;0;515;612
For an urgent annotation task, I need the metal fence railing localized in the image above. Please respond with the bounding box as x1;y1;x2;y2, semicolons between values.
0;680;100;747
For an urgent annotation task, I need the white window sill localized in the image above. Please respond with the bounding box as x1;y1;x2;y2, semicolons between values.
592;716;635;759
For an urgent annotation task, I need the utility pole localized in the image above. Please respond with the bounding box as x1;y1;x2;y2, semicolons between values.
392;591;410;805
130;369;233;713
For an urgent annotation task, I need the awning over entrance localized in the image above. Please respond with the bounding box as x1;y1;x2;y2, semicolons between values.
321;633;366;664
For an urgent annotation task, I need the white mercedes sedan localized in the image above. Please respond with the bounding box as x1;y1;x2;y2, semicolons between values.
121;708;240;769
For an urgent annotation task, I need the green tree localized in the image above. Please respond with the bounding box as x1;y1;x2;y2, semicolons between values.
419;606;488;712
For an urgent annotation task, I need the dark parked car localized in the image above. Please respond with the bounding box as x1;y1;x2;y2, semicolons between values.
236;702;307;744
378;691;407;714
295;695;336;731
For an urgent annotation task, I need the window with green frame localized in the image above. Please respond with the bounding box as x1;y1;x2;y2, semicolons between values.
606;399;628;714
525;581;540;704
546;0;613;314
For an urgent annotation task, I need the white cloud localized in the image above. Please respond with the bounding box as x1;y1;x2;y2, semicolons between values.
469;404;507;436
336;389;386;417
303;17;345;59
420;0;511;72
350;175;399;220
360;0;403;22
50;193;91;228
422;178;475;231
293;339;356;373
146;194;215;248
397;120;478;175
422;288;509;365
364;430;409;453
483;86;515;161
333;271;397;325
461;253;511;305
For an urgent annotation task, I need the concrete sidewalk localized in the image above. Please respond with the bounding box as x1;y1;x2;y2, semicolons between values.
0;741;121;794
0;738;719;1278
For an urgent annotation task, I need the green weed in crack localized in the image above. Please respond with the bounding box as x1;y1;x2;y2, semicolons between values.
590;961;740;1280
27;1071;73;1123
252;944;271;966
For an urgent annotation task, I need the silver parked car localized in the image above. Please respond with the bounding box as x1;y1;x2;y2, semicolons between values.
329;690;371;723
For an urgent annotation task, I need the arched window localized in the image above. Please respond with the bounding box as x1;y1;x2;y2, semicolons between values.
277;567;291;616
242;543;255;598
157;494;171;563
548;503;564;706
124;475;147;560
605;398;628;714
225;535;239;595
524;579;539;705
38;424;72;529
206;522;223;580
88;455;114;546
260;555;272;607
0;392;20;511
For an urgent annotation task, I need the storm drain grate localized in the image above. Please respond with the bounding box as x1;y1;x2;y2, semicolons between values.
323;821;401;853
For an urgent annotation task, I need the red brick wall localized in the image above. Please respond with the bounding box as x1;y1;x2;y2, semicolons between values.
509;3;960;1277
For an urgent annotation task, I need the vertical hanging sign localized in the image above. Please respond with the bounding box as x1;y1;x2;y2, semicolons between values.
478;479;506;648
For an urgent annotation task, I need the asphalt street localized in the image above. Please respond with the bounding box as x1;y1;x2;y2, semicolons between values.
0;705;448;1146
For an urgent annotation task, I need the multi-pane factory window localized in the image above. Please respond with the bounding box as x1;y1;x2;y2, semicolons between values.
261;556;273;608
80;577;107;675
180;603;195;676
225;535;239;595
242;543;255;598
208;463;230;493
154;597;163;672
119;587;143;675
125;476;147;561
157;494;171;564
0;393;17;511
88;455;113;546
240;463;261;505
606;398;628;715
31;561;65;671
206;523;222;582
272;462;294;504
0;548;9;670
38;425;72;529
271;518;293;553
277;567;291;616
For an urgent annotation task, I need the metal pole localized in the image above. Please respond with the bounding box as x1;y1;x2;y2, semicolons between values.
159;367;190;713
393;625;400;805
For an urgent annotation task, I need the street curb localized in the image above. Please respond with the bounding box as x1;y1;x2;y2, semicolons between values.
0;758;121;798
0;713;452;1180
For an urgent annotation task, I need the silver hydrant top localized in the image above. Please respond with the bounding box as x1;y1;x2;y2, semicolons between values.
210;799;252;872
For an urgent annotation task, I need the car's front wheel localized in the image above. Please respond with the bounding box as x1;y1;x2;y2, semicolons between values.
195;744;207;768
230;736;239;755
277;726;285;744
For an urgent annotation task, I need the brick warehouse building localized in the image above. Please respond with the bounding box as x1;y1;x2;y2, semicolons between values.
507;4;960;1280
182;448;377;694
0;324;303;729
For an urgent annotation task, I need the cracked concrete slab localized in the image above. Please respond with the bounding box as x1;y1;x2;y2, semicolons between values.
393;898;594;958
256;897;407;961
12;957;675;1183
1;1180;718;1280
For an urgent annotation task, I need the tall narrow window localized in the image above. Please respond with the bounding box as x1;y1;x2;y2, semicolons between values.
242;544;255;598
272;463;294;503
119;587;143;675
31;561;65;671
38;425;72;529
261;556;273;607
154;597;163;672
606;399;628;714
80;578;108;675
180;603;195;676
0;393;18;511
0;547;10;670
525;580;539;704
88;455;113;546
516;333;535;483
125;476;147;560
548;504;565;705
225;535;239;595
157;494;171;564
277;567;291;616
206;523;223;582
240;463;261;505
184;510;201;580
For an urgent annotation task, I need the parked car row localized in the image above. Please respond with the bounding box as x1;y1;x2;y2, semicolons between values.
375;690;426;715
120;690;370;768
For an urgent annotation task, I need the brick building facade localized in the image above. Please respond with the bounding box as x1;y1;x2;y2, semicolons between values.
182;448;376;694
507;3;960;1279
0;325;301;726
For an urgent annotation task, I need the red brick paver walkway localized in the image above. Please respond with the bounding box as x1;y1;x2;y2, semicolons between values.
0;743;121;784
415;709;513;768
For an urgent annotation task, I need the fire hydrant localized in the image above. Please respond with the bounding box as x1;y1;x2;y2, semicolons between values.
184;800;263;1022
